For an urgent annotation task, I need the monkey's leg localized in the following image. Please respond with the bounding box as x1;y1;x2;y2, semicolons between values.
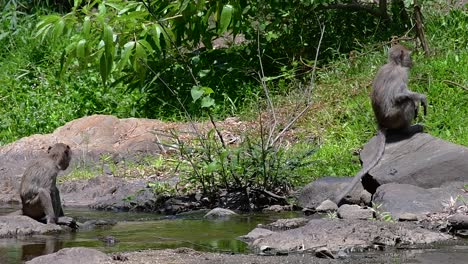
37;188;57;224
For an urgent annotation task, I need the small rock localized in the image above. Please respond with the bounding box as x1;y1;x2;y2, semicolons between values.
360;190;372;205
455;229;468;238
259;245;273;254
204;208;237;219
239;228;274;242
98;235;118;246
261;218;309;231
315;247;335;259
316;199;338;213
398;213;418;222
262;205;291;212
448;214;468;229
111;253;129;261
337;204;373;220
336;250;349;259
302;207;315;215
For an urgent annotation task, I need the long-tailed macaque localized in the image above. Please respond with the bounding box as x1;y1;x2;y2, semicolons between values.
335;44;427;205
20;143;76;227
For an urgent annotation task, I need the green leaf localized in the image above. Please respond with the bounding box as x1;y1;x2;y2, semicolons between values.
191;86;204;102
197;0;206;10
201;96;215;108
203;87;214;94
0;32;8;41
133;42;147;72
76;39;87;59
206;161;219;173
198;69;210;78
117;41;135;70
98;3;107;14
152;24;162;50
99;53;109;85
218;4;233;34
138;39;154;55
53;19;66;41
82;16;91;37
103;25;114;52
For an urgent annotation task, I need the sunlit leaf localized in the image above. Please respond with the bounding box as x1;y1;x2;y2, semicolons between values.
206;161;219;173
201;96;215;108
218;4;233;34
117;41;135;70
103;25;114;52
53;19;66;41
198;69;210;78
82;16;91;37
76;39;87;59
191;86;204;102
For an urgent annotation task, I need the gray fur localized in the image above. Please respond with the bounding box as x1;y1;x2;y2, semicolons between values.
20;143;71;224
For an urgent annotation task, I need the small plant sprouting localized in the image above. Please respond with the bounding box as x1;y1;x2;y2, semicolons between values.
370;202;395;222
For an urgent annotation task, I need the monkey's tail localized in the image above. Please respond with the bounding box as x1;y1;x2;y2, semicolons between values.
334;129;386;206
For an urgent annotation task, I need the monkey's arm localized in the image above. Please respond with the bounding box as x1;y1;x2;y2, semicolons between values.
395;91;427;115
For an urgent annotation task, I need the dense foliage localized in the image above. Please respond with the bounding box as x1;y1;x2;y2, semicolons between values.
0;1;466;194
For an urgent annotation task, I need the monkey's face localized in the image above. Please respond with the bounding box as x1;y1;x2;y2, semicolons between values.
48;143;72;170
402;52;413;68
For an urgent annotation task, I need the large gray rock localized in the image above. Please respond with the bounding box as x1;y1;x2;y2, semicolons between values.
0;115;245;206
249;219;451;254
26;247;111;264
372;182;468;219
0;215;64;238
297;177;366;209
360;133;468;194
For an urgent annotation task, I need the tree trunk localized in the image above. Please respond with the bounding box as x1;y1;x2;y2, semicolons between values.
413;1;430;56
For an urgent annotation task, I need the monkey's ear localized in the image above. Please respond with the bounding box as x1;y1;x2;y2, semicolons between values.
399;50;405;62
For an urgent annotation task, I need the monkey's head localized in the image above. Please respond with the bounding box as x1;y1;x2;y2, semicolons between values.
47;143;72;170
388;44;412;68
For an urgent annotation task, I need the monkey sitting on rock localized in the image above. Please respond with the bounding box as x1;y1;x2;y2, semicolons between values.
335;44;428;206
19;143;77;228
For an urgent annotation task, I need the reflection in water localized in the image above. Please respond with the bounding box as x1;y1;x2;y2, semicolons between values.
1;207;468;264
0;207;299;264
21;236;64;262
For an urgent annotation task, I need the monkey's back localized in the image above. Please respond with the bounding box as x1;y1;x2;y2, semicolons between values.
20;158;58;202
371;63;412;129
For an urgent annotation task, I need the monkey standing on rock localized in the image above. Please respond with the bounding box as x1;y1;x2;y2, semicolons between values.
334;44;428;206
19;143;77;228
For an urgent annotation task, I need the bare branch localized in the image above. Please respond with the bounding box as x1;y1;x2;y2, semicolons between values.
270;22;326;146
443;80;468;91
256;28;277;144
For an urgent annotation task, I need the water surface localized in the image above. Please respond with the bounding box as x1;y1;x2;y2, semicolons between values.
0;207;299;263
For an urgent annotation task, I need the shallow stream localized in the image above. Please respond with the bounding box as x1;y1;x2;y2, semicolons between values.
0;207;299;263
1;207;468;264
